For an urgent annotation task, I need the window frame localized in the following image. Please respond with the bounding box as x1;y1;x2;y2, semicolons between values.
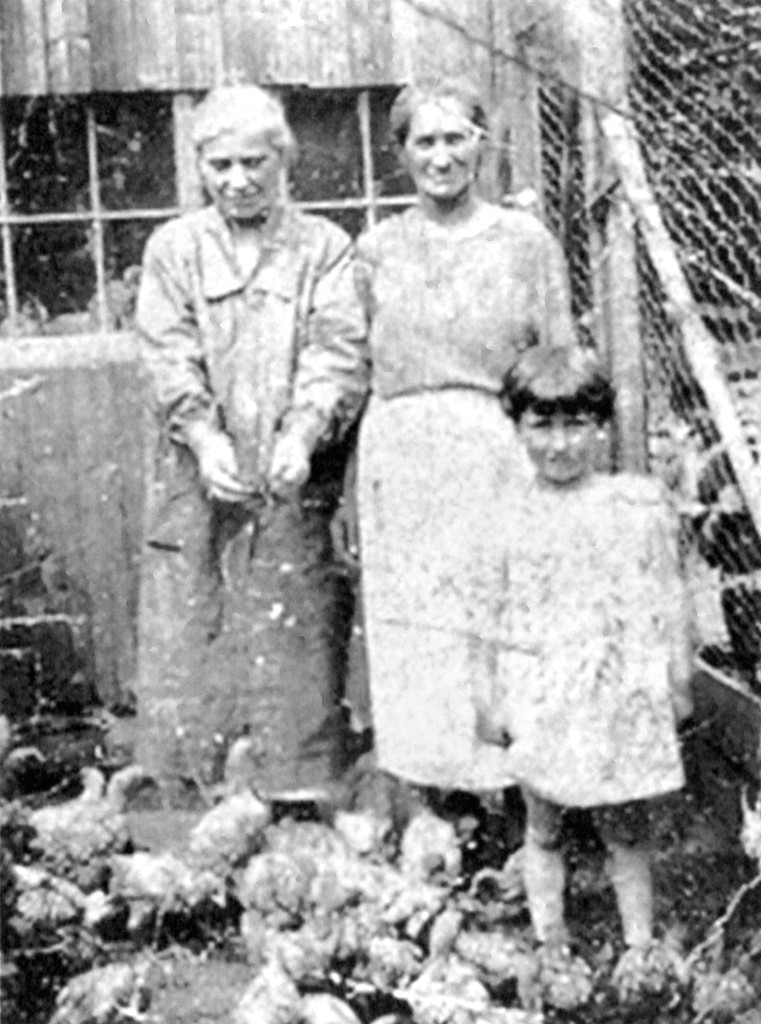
0;87;415;338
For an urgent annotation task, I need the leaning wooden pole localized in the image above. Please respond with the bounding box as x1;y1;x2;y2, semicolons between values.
600;108;761;535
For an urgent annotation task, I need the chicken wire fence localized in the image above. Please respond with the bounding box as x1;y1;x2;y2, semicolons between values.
626;0;761;689
526;0;761;691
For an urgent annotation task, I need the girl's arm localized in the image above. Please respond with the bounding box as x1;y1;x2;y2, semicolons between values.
654;498;695;723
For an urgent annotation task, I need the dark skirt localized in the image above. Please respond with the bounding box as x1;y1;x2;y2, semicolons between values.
135;469;351;797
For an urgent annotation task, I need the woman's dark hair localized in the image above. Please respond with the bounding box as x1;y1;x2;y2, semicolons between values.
501;345;615;424
389;80;489;147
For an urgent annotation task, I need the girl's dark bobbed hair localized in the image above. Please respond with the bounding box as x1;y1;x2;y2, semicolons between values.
501;345;615;424
389;79;489;147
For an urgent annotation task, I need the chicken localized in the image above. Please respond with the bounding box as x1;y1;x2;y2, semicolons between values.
231;960;301;1024
265;819;353;861
692;966;757;1023
13;864;86;931
237;822;380;928
427;909;465;960
530;944;594;1012
399;809;462;881
611;939;688;1007
28;768;137;892
237;849;321;928
109;850;224;935
267;916;342;984
47;961;151;1024
187;789;271;875
354;935;423;990
397;954;495;1024
454;928;534;991
380;875;448;942
333;807;393;858
298;992;362;1024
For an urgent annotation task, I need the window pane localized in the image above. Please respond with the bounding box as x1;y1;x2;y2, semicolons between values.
6;98;89;215
96;94;177;211
376;202;415;224
320;207;368;239
286;90;363;203
13;223;95;330
103;219;163;328
370;89;415;199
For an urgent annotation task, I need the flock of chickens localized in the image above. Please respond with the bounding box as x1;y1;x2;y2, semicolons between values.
2;746;761;1024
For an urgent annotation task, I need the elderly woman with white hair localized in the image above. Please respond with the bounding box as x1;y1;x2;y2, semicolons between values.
135;85;369;806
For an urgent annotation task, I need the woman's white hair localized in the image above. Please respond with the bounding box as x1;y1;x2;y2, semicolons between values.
191;85;296;159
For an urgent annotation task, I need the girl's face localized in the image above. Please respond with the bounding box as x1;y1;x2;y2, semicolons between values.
198;127;284;223
519;408;600;486
402;98;482;206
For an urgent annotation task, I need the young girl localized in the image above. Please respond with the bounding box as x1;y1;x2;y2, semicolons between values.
481;345;693;996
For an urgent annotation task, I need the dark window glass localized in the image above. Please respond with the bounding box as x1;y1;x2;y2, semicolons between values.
286;90;363;202
12;222;95;326
96;94;177;210
376;202;415;224
6;98;89;215
321;207;368;239
101;220;161;328
370;89;415;199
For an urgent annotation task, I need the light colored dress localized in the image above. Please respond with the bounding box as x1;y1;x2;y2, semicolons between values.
355;203;574;790
492;472;689;807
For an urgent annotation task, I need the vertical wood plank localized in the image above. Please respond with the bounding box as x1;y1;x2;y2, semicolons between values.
44;0;91;93
88;0;138;91
604;196;646;472
0;0;48;95
219;0;270;85
303;0;351;85
254;0;310;85
388;0;493;92
176;0;225;89
491;0;544;206
0;336;144;705
134;0;179;89
579;0;646;472
345;0;394;84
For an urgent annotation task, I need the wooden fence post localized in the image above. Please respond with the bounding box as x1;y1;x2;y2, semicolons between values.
579;1;646;472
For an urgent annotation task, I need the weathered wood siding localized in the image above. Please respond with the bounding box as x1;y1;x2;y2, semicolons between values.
0;0;519;96
0;336;143;706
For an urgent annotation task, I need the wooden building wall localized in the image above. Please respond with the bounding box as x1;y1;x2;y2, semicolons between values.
0;0;508;96
0;336;143;706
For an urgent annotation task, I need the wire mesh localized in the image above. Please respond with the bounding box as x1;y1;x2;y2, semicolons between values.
622;0;761;688
538;81;595;346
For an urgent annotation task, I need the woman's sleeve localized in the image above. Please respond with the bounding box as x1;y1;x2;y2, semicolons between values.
280;230;371;452
136;226;216;448
535;228;576;348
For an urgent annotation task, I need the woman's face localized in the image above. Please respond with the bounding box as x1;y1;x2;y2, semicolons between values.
198;127;284;223
402;98;482;206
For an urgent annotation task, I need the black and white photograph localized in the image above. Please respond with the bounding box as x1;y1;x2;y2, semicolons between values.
2;2;761;1022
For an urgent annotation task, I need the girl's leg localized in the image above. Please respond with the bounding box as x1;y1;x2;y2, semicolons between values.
523;790;568;946
606;841;653;948
595;801;654;947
